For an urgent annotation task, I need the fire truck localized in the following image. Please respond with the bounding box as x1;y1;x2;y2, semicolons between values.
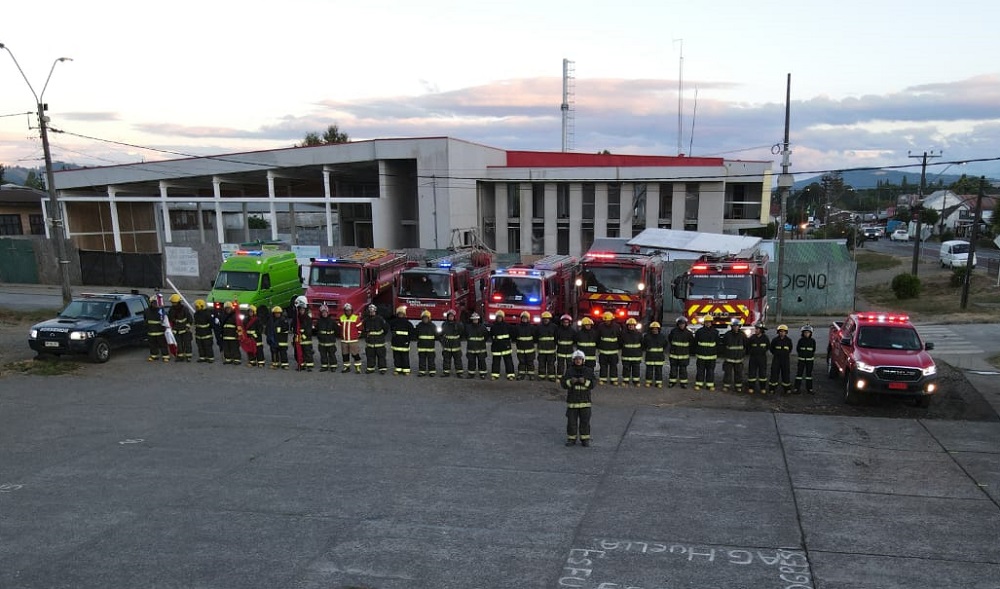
394;248;493;324
304;249;409;320
576;247;665;328
485;254;579;324
671;248;769;331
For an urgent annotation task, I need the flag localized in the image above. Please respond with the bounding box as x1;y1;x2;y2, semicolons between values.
234;300;257;355
156;292;178;357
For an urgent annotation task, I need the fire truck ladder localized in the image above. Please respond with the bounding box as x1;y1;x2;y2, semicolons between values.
345;248;393;263
532;254;577;271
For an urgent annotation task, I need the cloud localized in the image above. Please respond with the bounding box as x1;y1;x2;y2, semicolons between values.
59;111;121;122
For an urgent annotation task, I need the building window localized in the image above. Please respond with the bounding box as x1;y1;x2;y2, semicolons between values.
724;184;762;220
532;183;545;219
632;183;647;232
607;224;620;238
581;224;594;253
556;184;570;219
557;226;569;254
532;223;544;254
29;214;46;235
508;225;520;252
582;183;595;220
0;214;23;235
507;184;520;218
684;183;699;229
659;182;673;222
608;183;621;220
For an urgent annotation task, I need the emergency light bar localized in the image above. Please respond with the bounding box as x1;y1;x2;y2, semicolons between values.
588;252;616;259
438;261;453;268
500;269;544;276
860;313;909;323
313;257;339;263
235;250;263;256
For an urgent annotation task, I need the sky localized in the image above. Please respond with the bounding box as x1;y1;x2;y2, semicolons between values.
3;0;1000;184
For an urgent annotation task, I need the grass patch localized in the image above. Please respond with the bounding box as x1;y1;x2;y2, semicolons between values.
855;251;902;272
3;358;81;376
989;353;1000;370
0;307;60;324
859;271;1000;322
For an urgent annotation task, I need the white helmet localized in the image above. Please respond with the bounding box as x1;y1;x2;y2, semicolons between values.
294;295;308;308
571;350;586;361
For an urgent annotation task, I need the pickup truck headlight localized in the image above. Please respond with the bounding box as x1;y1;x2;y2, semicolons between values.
30;329;38;339
69;331;93;341
855;360;876;373
922;364;937;377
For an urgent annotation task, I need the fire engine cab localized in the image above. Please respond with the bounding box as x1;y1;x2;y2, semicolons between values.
485;254;579;324
304;249;409;319
395;249;493;323
672;249;769;331
576;248;664;327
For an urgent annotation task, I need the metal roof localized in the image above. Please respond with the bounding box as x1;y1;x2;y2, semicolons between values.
628;228;761;257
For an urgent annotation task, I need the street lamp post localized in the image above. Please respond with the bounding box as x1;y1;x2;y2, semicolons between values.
1;43;73;304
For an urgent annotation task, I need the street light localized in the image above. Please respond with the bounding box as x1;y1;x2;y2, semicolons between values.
0;43;73;304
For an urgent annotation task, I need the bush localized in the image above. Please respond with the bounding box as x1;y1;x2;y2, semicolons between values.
891;273;922;299
950;267;968;288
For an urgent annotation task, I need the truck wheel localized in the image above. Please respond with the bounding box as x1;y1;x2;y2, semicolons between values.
844;371;861;405
826;351;838;379
89;338;111;363
914;395;931;408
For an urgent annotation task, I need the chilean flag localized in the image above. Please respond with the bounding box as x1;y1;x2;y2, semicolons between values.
156;292;178;357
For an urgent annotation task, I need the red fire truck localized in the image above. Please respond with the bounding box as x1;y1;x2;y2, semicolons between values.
576;248;665;328
485;254;579;324
304;249;409;319
671;249;769;331
394;249;493;323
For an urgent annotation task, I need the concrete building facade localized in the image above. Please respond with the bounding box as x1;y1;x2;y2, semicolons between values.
52;137;772;258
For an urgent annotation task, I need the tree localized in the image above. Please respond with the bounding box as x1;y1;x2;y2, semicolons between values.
247;215;269;229
0;163;6;184
299;124;350;147
948;174;981;195
992;200;1000;236
24;169;45;191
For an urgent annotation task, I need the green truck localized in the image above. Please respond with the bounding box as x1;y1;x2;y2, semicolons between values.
208;249;304;311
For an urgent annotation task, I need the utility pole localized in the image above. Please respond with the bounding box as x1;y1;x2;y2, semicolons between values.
960;176;986;310
775;74;793;324
908;150;941;276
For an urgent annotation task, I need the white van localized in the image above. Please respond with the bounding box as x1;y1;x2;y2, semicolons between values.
940;240;977;269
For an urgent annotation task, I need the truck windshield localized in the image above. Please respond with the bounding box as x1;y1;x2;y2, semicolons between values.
213;271;260;291
310;266;362;288
59;300;112;320
490;276;542;304
399;272;452;299
687;275;753;300
580;266;643;295
857;326;922;351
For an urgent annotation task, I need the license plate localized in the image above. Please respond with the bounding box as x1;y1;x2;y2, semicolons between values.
887;382;907;390
44;341;60;348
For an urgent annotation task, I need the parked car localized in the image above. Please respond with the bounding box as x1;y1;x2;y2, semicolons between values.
890;229;909;242
940;240;977;269
862;227;880;241
28;292;149;363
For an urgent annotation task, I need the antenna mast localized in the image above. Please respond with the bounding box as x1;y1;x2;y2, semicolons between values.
561;58;576;152
675;39;684;155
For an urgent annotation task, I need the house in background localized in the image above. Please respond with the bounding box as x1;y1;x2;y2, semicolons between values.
0;184;47;236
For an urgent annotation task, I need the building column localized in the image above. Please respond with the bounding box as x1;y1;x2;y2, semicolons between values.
544;183;557;255
266;171;279;241
288;201;297;244
700;182;725;234
196;202;205;244
520;183;531;255
672;183;686;230
569;183;583;256
595;183;608;238
242;202;250;242
323;167;334;246
494;183;508;252
212;177;225;244
107;186;123;252
158;181;173;244
620;183;632;236
645;183;660;229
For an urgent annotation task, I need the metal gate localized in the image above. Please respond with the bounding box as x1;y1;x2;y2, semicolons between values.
79;250;163;288
0;238;39;284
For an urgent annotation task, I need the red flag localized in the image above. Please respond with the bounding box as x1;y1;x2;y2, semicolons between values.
234;300;257;355
156;292;178;357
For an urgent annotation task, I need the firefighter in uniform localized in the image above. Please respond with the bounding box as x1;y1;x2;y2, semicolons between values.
575;317;599;369
167;294;192;362
269;305;290;369
245;305;265;367
362;304;389;374
596;312;622;386
721;318;748;393
489;311;516;380
667;316;693;388
769;324;794;394
535;311;558;381
464;312;489;379
339;303;363;373
794;325;817;394
315;305;338;372
619;318;643;386
389;306;415;375
746;323;769;394
220;301;241;365
561;350;595;447
415;310;438;376
145;296;169;362
554;314;577;376
439;309;465;377
292;297;314;371
642;321;667;387
694;315;720;391
514;311;537;380
193;299;215;363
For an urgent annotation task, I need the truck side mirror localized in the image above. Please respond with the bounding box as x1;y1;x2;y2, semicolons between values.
925;342;934;351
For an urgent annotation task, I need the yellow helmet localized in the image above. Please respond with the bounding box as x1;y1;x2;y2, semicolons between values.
495;310;505;318
703;314;714;324
149;295;158;305
223;301;233;310
395;305;406;316
626;318;637;326
248;305;257;314
581;317;594;326
519;311;531;320
541;311;553;319
194;299;206;310
272;305;283;314
602;311;614;321
169;293;181;304
421;310;432;319
649;321;661;329
777;324;789;332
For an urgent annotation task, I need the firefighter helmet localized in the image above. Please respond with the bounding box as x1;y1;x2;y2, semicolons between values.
649;321;661;329
445;309;456;318
421;310;432;319
801;324;814;334
194;299;206;311
294;295;308;308
343;303;352;311
602;311;614;321
626;318;637;326
223;301;233;310
169;293;182;304
519;311;531;320
730;317;741;328
581;317;594;326
702;314;714;325
470;312;481;321
494;310;505;318
368;304;377;314
571;350;585;361
560;314;573;323
248;305;257;314
395;305;406;316
541;311;553;319
676;316;688;325
754;322;765;331
777;324;789;332
272;305;283;314
149;295;159;305
319;305;329;314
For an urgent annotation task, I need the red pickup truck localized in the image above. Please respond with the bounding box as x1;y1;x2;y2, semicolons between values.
827;312;938;407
